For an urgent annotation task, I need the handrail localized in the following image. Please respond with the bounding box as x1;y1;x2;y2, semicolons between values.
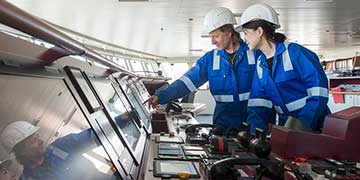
0;1;134;75
0;1;85;55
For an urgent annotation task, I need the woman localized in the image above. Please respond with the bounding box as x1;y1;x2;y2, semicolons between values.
238;3;330;133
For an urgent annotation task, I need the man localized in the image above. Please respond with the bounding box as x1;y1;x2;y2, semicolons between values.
0;121;116;180
148;7;257;130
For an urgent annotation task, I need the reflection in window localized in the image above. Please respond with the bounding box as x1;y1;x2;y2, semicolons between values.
127;91;151;128
93;80;141;150
0;75;118;180
115;79;151;129
0;117;118;180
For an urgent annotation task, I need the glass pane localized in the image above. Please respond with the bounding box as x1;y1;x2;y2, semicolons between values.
114;83;151;130
92;80;141;150
0;75;119;180
114;57;127;69
130;60;144;74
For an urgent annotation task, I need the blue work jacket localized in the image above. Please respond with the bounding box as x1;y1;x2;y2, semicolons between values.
156;41;256;129
247;42;331;133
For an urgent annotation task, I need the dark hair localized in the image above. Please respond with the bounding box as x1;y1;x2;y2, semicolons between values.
218;24;241;43
242;20;286;43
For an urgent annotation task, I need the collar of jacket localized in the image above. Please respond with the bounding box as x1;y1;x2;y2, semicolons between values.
217;41;249;58
258;42;287;62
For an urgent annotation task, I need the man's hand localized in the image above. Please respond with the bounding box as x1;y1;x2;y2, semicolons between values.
145;95;159;108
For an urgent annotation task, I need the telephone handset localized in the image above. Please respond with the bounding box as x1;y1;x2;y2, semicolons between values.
165;101;183;113
210;157;284;180
185;123;217;134
185;123;218;145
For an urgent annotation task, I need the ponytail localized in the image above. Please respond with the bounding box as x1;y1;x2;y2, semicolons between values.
274;33;286;43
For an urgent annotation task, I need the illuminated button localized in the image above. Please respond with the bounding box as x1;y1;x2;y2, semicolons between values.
178;172;191;179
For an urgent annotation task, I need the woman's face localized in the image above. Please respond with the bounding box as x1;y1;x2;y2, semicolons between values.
242;28;261;50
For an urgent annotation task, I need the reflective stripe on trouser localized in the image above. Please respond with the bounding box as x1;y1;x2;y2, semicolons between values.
238;92;250;101
213;95;234;102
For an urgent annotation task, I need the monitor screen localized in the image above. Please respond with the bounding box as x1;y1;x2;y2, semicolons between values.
153;160;200;178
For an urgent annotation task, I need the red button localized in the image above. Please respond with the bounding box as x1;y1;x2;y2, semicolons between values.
294;157;308;163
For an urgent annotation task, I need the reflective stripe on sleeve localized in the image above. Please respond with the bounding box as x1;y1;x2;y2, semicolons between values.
307;87;329;98
179;76;197;92
248;98;273;108
285;96;308;112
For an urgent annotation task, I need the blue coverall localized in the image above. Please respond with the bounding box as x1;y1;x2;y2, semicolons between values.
21;129;116;180
156;41;256;129
247;42;331;133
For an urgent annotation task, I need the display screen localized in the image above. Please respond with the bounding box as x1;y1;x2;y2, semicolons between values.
182;145;203;151
184;150;206;156
158;149;183;156
160;162;191;173
158;143;180;149
156;136;183;143
93;80;140;150
154;160;199;178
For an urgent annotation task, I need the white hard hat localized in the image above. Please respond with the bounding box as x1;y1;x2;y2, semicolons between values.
203;7;237;35
238;3;280;30
0;121;39;153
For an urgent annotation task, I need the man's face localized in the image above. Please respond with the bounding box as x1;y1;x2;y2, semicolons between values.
21;133;46;161
209;29;232;50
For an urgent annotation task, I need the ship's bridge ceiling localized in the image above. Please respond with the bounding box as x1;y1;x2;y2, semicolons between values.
5;0;360;60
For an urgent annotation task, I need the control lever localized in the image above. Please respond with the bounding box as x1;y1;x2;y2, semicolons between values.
249;128;272;159
209;157;284;180
237;122;253;149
